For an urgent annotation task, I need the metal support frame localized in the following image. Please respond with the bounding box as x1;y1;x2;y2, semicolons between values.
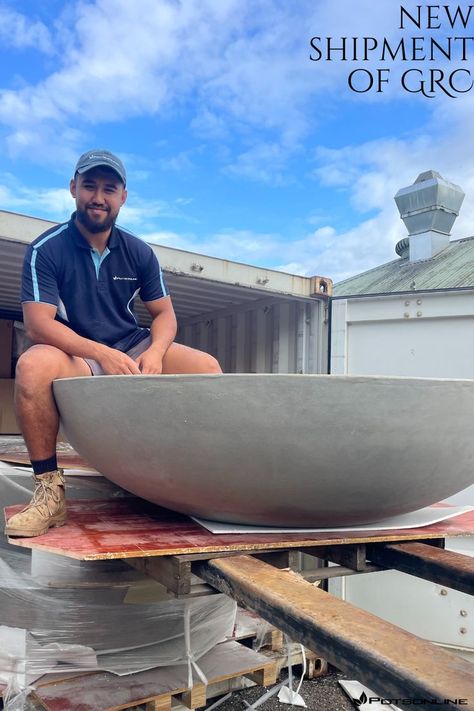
195;554;474;706
126;548;300;597
5;486;474;705
124;538;474;703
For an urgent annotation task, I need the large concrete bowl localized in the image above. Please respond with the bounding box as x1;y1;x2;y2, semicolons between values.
53;374;474;527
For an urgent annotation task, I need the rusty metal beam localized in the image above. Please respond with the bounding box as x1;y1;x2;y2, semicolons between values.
367;542;474;596
195;555;474;707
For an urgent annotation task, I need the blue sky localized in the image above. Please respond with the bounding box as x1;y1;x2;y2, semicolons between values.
0;0;473;282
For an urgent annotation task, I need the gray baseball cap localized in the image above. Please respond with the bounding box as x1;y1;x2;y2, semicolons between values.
74;149;126;185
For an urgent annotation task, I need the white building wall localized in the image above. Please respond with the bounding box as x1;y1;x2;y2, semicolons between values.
331;291;474;378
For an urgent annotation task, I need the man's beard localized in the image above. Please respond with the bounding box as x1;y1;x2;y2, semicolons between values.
76;206;116;234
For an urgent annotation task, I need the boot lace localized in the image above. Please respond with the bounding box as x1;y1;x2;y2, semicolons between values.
28;476;62;517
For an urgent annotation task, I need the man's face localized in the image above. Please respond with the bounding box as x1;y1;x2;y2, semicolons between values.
70;167;127;235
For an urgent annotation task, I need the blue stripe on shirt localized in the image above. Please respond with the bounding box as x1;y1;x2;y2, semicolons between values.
31;224;69;302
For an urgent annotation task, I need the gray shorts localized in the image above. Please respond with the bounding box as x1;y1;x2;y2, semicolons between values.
84;336;152;375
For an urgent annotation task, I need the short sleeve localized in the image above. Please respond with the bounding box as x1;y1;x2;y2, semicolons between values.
139;246;169;302
21;244;59;306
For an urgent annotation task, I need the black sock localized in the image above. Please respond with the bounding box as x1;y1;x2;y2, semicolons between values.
31;456;58;476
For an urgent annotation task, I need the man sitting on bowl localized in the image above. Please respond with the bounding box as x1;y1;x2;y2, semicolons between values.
5;149;221;538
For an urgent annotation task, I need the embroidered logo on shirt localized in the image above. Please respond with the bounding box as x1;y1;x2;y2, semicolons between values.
113;276;138;281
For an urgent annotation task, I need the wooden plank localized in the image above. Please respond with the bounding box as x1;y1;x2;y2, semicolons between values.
302;543;367;570
301;563;381;581
195;555;474;706
231;607;284;651
255;549;300;569
306;651;329;679
145;697;171;711
32;640;277;711
367;541;474;595
124;549;298;595
263;642;328;680
5;497;474;561
180;682;206;709
245;666;275;686
178;548;299;565
126;556;192;596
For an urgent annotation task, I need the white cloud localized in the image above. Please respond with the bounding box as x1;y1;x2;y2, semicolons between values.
225;141;300;184
302;102;474;281
144;102;474;284
119;193;198;231
0;7;52;54
144;227;283;263
0;0;421;175
159;146;205;173
0;175;73;219
141;216;402;284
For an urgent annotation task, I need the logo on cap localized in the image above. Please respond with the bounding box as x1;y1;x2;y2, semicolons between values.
75;149;126;184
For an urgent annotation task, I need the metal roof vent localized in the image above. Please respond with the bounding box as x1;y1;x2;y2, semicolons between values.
395;237;409;258
394;170;464;262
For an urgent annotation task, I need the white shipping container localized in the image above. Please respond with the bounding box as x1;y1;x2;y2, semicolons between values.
0;210;331;375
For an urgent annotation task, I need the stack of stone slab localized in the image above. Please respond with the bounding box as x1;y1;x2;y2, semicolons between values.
0;464;236;704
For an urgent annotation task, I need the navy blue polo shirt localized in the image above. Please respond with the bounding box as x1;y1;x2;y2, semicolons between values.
21;214;169;352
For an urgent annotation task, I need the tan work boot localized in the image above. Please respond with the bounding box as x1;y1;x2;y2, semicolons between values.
5;470;67;537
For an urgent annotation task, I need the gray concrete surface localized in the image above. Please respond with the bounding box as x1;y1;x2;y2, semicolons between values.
55;373;474;526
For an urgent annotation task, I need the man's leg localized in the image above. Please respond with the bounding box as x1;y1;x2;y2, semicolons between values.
15;344;92;459
161;343;222;374
5;345;91;537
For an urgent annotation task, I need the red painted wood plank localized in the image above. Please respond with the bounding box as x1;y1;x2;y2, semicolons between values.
5;498;474;561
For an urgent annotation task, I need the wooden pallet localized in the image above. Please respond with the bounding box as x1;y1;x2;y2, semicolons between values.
232;608;328;680
22;640;277;711
264;642;328;680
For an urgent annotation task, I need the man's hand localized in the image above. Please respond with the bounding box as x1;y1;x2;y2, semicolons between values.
97;347;141;375
22;303;141;375
135;347;164;374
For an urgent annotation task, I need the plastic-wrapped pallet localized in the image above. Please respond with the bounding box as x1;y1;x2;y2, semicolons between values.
0;465;237;707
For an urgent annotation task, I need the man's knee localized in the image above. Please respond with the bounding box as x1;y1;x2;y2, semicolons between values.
200;352;222;374
16;345;82;386
17;345;60;381
163;343;222;374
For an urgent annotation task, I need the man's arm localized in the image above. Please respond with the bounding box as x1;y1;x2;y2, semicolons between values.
23;302;141;375
134;296;177;374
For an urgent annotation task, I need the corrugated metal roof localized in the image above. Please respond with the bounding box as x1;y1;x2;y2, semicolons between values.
334;236;474;296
